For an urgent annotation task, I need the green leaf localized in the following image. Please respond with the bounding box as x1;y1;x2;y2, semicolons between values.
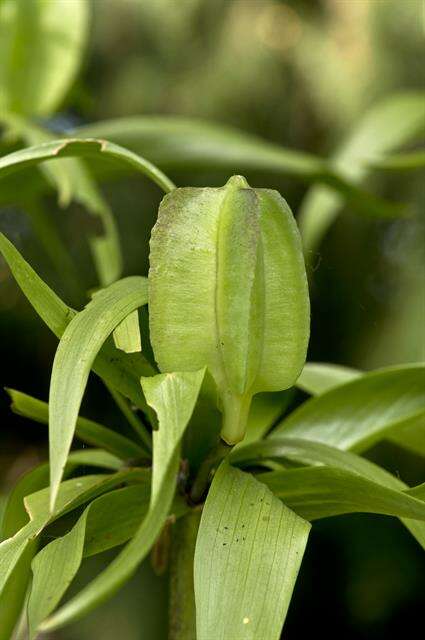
234;436;425;547
385;410;425;457
0;233;154;408
142;369;205;504
298;92;425;255
0;469;143;608
48;276;149;510
6;388;146;461
1;113;126;286
194;462;310;640
272;364;425;453
28;510;88;639
28;474;188;638
0;0;89;116
113;310;142;353
40;370;203;631
259;466;425;522
1;450;132;542
73;116;405;219
0;539;35;640
149;177;309;443
293;363;425;459
296;362;361;395
0;137;176;194
369;150;425;171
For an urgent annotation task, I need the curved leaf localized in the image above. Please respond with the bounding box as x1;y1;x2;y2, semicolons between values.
74;116;405;219
0;137;176;193
272;364;425;452
2;114;123;287
259;466;425;522
48;276;149;511
0;233;154;407
194;462;310;640
40;370;203;632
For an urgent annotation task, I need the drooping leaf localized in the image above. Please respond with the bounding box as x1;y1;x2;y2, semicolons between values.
6;388;146;461
48;276;149;510
0;233;154;407
298;92;425;255
73;116;406;219
0;137;176;193
39;370;203;632
296;362;361;395
0;0;89;116
194;462;310;640
258;466;425;522
113;310;142;353
272;364;425;453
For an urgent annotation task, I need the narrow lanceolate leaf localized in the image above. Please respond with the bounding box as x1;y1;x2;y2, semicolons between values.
49;276;148;511
0;138;176;194
0;540;36;640
298;92;425;255
149;176;309;443
0;233;154;407
2;114;123;286
74;116;405;219
0;0;89;116
194;463;310;640
40;370;203;632
142;369;206;504
0;470;142;601
7;388;146;460
258;467;425;522
28;511;88;639
294;364;425;458
1;451;135;541
296;362;361;395
272;364;425;453
113;310;141;353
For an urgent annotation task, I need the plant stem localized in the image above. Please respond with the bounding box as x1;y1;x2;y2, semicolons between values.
169;511;201;640
189;439;233;504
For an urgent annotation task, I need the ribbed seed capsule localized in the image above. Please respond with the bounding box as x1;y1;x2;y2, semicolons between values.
148;175;310;444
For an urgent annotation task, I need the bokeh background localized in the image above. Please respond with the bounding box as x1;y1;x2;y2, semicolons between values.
0;1;424;638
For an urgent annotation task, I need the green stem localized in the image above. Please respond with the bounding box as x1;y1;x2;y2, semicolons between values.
189;439;232;504
169;511;201;640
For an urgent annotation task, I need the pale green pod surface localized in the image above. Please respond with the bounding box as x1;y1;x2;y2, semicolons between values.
148;176;309;444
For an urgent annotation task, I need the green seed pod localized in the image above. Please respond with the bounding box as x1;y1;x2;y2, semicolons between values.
148;176;310;444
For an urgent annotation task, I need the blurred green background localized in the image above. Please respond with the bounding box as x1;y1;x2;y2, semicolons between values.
0;1;424;638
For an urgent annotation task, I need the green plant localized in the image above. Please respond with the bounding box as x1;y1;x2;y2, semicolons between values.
0;138;424;640
1;2;424;638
